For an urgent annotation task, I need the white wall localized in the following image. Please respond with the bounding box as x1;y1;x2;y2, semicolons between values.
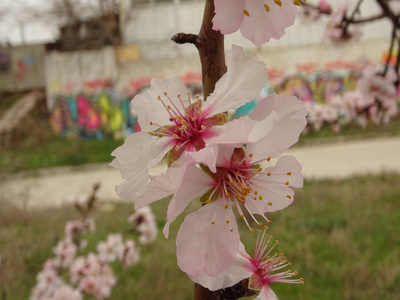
120;0;392;60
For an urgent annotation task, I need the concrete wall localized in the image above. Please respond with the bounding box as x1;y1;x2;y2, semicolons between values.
0;44;46;92
119;0;392;60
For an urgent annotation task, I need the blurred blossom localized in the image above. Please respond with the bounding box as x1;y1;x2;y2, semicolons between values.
128;206;158;244
97;234;125;263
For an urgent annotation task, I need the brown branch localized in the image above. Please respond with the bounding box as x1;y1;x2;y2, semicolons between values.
350;14;385;24
171;33;199;45
383;23;397;76
195;0;227;100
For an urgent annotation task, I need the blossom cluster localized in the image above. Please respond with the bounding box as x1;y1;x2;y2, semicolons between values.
303;65;398;134
31;190;157;300
111;45;306;298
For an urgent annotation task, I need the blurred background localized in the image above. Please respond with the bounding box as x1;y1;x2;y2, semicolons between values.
0;0;399;299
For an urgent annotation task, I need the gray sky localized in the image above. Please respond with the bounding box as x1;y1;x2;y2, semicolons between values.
0;0;106;45
0;0;56;44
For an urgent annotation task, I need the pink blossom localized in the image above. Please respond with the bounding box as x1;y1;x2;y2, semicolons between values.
191;230;303;300
111;45;268;202
135;93;306;277
122;240;140;267
53;238;77;269
52;285;83;300
213;0;298;46
97;234;125;263
128;206;158;244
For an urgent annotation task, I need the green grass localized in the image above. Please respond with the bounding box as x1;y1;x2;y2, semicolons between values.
1;173;400;299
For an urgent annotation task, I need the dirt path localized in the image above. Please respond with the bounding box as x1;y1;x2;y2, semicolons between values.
1;137;399;209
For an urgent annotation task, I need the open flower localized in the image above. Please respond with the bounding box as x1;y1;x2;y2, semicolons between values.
213;0;298;46
134;93;306;277
110;45;268;202
191;230;303;300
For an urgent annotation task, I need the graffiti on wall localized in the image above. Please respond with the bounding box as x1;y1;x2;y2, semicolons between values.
48;72;203;139
48;61;367;139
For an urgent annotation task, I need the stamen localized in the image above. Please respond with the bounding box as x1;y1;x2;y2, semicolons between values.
244;9;250;16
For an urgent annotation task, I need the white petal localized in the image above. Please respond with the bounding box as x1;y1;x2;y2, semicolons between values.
177;201;240;278
246;156;302;215
110;133;171;201
212;0;245;34
205;45;268;115
134;164;186;209
248;94;306;160
132;77;189;132
190;243;254;291
163;165;214;238
240;0;297;46
254;285;278;300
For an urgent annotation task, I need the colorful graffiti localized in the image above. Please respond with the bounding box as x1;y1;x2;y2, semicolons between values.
49;73;203;139
50;92;138;139
48;61;369;139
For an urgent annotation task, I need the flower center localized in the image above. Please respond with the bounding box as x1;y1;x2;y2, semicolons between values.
204;148;294;232
150;92;208;151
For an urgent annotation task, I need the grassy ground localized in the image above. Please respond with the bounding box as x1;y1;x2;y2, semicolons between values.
1;173;399;300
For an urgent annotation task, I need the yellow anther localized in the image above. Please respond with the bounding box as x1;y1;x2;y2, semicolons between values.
258;222;262;227
230;229;233;232
264;225;268;230
254;191;258;195
293;0;301;6
226;220;230;224
225;192;230;197
177;94;181;97
173;134;179;138
167;105;171;109
254;197;257;200
288;262;292;266
157;95;161;100
286;195;292;199
267;172;271;176
269;220;273;225
175;145;180;151
294;271;299;275
211;221;215;225
285;181;289;185
267;157;271;162
240;215;245;218
191;117;196;121
224;204;229;209
275;240;280;245
201;125;206;130
274;0;282;6
249;153;253;157
229;180;234;184
287;172;292;175
258;167;263;172
243;9;250;16
259;196;263;200
264;4;270;12
195;94;200;98
268;202;273;206
149;121;153;125
250;228;254;232
206;199;211;204
163;92;168;96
